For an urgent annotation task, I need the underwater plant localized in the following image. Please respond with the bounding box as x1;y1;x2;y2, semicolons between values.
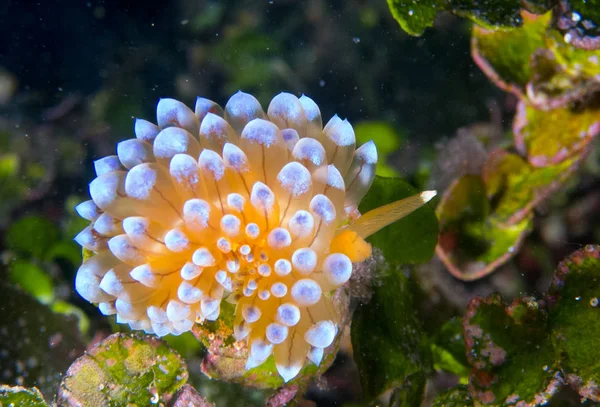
72;91;435;384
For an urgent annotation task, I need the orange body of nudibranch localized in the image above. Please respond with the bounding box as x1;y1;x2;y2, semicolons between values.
74;91;435;382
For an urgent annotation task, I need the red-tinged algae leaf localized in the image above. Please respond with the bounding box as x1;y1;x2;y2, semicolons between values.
482;150;581;226
436;145;587;281
463;294;563;406
472;12;551;97
57;333;188;407
513;100;600;168
431;385;473;407
0;385;49;407
527;29;600;109
526;39;600;110
0;282;86;401
437;145;586;281
555;0;600;51
473;10;600;109
547;244;600;402
436;175;532;281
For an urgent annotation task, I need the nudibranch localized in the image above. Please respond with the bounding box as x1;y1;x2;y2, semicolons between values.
74;91;435;382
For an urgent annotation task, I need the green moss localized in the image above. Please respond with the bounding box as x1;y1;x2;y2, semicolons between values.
493;340;558;404
61;358;108;407
464;295;561;406
549;245;600;401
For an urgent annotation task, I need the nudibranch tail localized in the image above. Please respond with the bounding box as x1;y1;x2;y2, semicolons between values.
345;190;437;239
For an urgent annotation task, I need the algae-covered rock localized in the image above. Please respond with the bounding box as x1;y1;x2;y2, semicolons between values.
57;333;188;407
463;294;562;406
0;385;49;407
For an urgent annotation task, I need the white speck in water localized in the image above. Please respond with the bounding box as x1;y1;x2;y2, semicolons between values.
571;12;581;22
408;9;414;16
319;79;326;87
352;37;360;44
180;19;189;25
590;297;598;307
575;296;581;301
564;32;573;43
